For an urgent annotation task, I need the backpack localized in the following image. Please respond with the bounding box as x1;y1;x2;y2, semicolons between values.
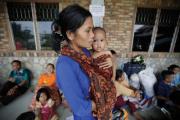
123;62;146;78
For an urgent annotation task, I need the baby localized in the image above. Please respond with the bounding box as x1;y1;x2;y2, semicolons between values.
91;27;116;119
92;27;114;80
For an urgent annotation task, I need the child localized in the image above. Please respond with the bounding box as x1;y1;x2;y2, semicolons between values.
91;27;116;119
34;87;58;120
30;63;61;110
154;70;174;107
114;69;141;113
37;63;56;87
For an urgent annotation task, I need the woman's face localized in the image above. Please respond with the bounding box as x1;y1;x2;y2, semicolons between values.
68;17;94;52
39;92;48;104
46;65;54;73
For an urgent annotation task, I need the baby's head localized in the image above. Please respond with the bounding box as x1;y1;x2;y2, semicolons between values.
92;27;107;52
36;87;51;104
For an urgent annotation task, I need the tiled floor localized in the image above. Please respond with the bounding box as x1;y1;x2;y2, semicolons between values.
0;90;135;120
0;90;73;120
0;90;34;120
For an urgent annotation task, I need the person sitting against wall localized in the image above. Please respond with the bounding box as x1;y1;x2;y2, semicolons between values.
154;70;174;107
29;63;61;110
0;60;31;105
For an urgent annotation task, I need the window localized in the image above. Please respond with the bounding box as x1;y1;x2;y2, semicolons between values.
7;2;59;50
36;3;59;50
133;8;157;51
154;9;179;52
0;28;4;41
133;8;180;52
7;2;35;50
174;28;180;52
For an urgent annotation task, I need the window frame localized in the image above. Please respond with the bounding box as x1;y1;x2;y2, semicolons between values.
132;7;180;53
5;1;61;51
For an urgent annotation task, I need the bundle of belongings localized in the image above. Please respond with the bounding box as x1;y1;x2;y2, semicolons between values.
123;55;146;79
123;55;157;109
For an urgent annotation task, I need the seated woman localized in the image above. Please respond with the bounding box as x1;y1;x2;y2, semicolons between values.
29;63;61;110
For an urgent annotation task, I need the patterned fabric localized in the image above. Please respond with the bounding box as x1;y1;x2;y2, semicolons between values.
61;46;116;120
93;54;113;80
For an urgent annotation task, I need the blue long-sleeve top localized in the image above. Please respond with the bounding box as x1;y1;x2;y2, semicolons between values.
56;48;95;120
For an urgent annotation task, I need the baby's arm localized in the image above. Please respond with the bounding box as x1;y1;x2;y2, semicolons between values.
92;50;112;59
93;51;113;70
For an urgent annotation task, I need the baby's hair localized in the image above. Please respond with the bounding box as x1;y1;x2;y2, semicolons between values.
93;27;106;35
36;87;51;102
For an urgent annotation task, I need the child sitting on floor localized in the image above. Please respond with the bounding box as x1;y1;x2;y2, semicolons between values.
154;70;174;107
34;87;58;120
114;69;141;113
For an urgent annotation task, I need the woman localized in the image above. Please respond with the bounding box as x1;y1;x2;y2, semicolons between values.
53;4;116;120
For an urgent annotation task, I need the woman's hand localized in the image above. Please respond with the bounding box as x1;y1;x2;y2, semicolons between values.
98;57;113;69
92;101;97;117
92;101;96;111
